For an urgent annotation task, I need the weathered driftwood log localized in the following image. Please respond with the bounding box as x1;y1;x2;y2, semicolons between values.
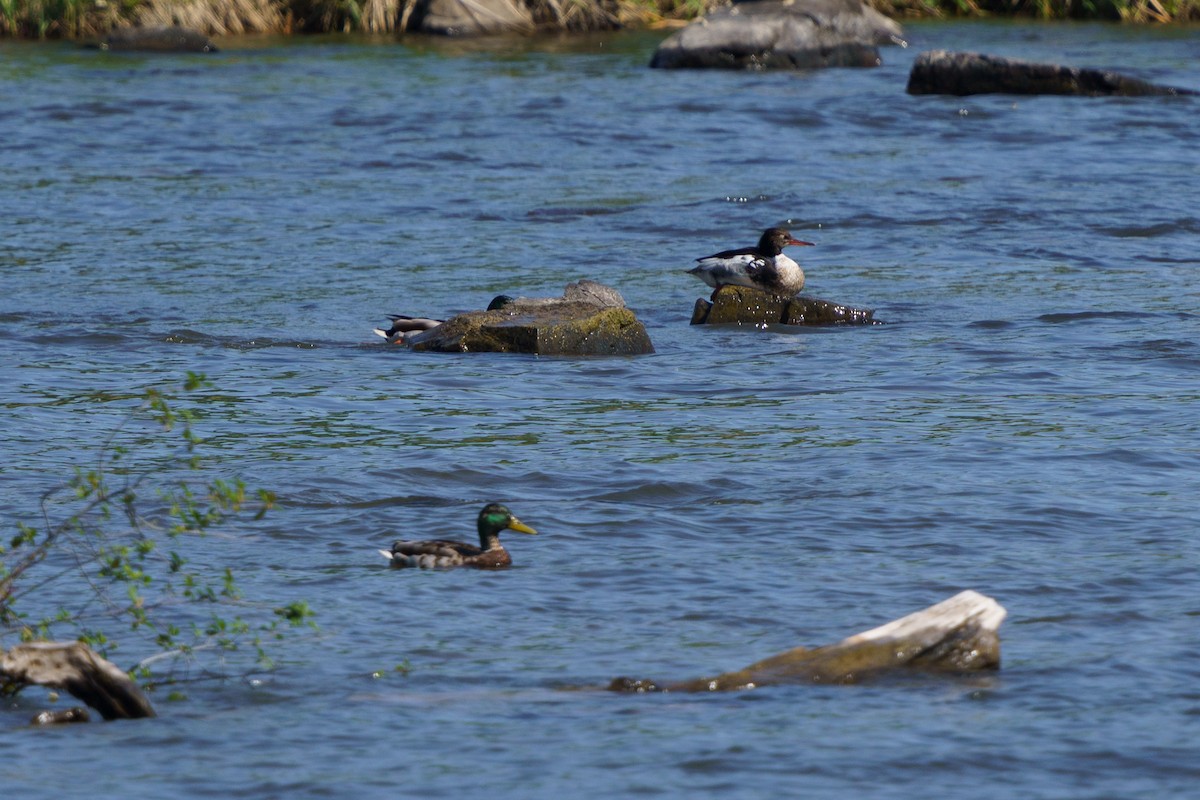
907;50;1197;97
692;284;879;326
1;642;156;720
405;0;535;35
100;25;218;53
650;0;904;71
403;280;655;355
610;590;1005;692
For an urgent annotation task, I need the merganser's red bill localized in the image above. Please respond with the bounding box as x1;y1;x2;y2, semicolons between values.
788;238;815;247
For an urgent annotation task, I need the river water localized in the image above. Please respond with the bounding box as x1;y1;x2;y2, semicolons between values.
2;19;1198;798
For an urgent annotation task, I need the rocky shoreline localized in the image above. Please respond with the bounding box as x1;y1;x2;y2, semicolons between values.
3;0;1197;40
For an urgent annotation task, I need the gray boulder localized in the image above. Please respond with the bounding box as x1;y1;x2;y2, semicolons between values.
907;50;1197;97
101;25;218;52
403;280;655;355
650;0;904;71
691;284;879;326
406;0;534;35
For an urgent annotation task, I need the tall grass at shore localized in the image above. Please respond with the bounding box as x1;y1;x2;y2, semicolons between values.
1;0;1196;40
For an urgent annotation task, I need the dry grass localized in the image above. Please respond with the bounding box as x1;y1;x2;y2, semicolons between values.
134;0;284;34
2;0;1197;39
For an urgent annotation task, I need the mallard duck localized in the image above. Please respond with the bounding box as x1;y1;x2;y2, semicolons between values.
377;503;537;569
373;314;444;344
372;295;517;344
688;227;814;296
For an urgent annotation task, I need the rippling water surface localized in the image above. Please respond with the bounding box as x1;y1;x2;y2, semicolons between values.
2;20;1199;798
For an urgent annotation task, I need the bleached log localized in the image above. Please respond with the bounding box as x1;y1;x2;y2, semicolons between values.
1;642;156;720
611;590;1006;692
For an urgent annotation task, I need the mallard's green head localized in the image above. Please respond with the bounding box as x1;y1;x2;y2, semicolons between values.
477;503;537;541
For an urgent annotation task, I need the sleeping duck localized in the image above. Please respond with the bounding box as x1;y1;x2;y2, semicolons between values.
373;295;517;344
377;503;538;569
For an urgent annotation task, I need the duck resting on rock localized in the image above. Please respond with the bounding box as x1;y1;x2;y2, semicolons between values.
372;314;443;344
377;503;537;569
688;228;814;297
373;295;516;344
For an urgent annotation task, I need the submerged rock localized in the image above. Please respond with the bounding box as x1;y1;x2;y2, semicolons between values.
406;0;534;35
691;284;879;326
610;590;1006;692
650;0;904;71
906;50;1197;97
100;25;218;53
31;707;91;726
0;641;156;720
403;280;654;355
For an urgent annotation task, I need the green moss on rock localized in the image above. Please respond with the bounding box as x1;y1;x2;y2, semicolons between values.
691;284;880;326
404;286;654;355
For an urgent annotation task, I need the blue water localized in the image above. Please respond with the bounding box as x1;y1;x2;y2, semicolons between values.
2;20;1199;798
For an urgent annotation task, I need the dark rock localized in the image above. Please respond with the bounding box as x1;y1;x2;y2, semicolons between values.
691;284;879;326
406;0;534;35
649;0;904;71
404;280;655;355
0;642;156;720
610;590;1006;692
907;50;1197;97
101;25;218;53
31;707;91;725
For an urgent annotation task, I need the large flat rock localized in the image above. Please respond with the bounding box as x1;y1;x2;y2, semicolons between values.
650;0;903;71
907;50;1197;97
691;284;879;326
404;281;655;355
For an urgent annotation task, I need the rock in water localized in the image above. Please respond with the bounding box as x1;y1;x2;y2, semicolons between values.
650;0;904;71
403;280;655;355
31;707;91;725
406;0;535;35
691;284;879;326
610;590;1006;692
906;50;1197;97
101;26;218;53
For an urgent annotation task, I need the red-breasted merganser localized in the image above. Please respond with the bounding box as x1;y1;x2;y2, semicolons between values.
688;228;814;296
377;503;538;569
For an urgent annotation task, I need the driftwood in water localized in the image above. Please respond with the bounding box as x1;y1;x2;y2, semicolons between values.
610;590;1005;692
691;284;879;326
1;642;156;720
906;50;1196;97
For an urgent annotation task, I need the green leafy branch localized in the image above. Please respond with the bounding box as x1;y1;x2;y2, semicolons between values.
1;373;314;693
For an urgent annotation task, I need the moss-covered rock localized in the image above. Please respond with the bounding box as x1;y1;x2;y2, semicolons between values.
404;281;654;355
691;284;880;326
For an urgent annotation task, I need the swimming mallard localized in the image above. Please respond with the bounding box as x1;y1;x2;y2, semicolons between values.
377;503;538;569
